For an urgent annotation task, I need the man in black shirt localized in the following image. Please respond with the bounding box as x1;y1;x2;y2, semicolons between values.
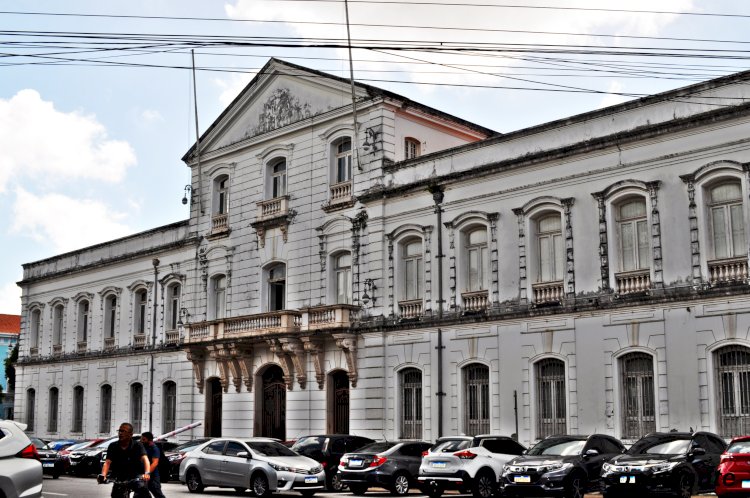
98;422;151;498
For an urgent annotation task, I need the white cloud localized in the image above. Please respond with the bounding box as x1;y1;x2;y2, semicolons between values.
598;81;629;109
141;109;164;123
215;73;254;107
0;89;137;192
10;188;133;255
0;280;21;315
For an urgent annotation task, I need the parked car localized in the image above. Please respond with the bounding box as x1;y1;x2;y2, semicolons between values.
47;439;81;451
164;438;213;482
30;437;65;479
69;436;118;476
338;440;432;496
292;434;375;491
501;434;625;498
179;437;325;497
601;431;727;498
418;435;526;498
0;420;42;498
715;435;750;498
59;439;104;472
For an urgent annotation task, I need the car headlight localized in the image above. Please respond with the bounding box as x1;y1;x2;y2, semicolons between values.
649;461;679;474
602;462;614;473
269;463;291;472
310;466;323;474
544;462;573;473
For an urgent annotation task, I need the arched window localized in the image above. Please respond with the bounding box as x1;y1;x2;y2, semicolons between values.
72;386;84;433
29;308;41;351
48;387;59;432
166;284;181;330
617;199;650;272
210;275;227;320
77;300;89;343
335;138;352;183
465;228;488;292
271;159;287;198
404;137;421;160
620;352;655;438
163;381;177;433
130;383;143;433
536;214;564;283
335;253;352;304
104;295;117;339
536;358;566;438
26;388;36;431
100;384;112;433
135;289;148;335
267;265;286;311
52;304;64;347
715;345;750;437
400;368;422;439
464;364;489;435
708;182;746;260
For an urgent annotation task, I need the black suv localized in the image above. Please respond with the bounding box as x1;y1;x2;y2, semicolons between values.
501;434;625;498
291;434;375;491
600;431;727;498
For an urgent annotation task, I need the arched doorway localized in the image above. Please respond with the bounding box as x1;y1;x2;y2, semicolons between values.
260;365;286;439
327;370;350;434
205;378;222;437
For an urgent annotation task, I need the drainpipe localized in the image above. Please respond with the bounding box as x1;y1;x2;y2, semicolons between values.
149;258;160;431
430;186;445;437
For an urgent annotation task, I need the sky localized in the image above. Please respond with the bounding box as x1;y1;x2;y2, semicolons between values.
1;0;749;314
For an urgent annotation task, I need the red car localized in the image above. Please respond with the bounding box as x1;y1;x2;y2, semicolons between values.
716;436;750;497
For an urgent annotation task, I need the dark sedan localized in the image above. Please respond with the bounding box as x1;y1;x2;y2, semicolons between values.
339;441;432;496
292;435;375;491
30;437;64;479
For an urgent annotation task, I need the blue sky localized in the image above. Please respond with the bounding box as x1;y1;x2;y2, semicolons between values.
0;0;747;314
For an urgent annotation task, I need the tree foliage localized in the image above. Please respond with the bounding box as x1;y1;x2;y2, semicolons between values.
4;343;18;392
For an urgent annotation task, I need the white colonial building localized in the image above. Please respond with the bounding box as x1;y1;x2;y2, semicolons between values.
14;59;750;446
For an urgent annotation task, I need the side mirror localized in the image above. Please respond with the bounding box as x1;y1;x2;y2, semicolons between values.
691;447;706;456
236;452;251;459
584;449;599;458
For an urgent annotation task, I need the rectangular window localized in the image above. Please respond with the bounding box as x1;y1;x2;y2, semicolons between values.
72;387;84;432
163;383;177;433
131;384;143;434
100;385;112;434
536;359;566;438
620;353;655;439
48;389;58;433
26;390;35;432
464;365;490;435
400;370;422;439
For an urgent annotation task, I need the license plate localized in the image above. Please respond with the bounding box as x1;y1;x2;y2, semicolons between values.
350;459;363;467
513;475;530;483
43;463;55;468
431;462;447;468
620;476;636;484
304;476;317;484
742;481;750;489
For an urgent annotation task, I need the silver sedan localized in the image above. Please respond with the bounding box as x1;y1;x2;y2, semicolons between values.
0;420;43;498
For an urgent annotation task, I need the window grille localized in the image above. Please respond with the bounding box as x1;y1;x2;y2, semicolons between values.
72;386;84;432
131;383;143;434
48;387;58;433
100;385;112;434
464;364;490;435
620;353;656;439
400;368;423;439
536;358;566;438
26;389;35;431
716;345;750;437
163;382;176;433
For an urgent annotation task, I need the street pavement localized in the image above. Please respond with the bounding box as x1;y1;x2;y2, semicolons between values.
39;474;706;498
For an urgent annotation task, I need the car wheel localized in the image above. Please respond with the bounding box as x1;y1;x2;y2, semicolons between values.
327;471;346;492
52;472;60;479
391;472;410;496
300;491;316;498
424;482;444;498
472;471;496;498
349;484;368;496
564;473;585;498
252;473;271;498
186;469;205;493
677;473;693;498
234;488;246;494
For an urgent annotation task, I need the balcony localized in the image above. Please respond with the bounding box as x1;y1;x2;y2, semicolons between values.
29;347;38;358
103;337;115;351
257;196;289;221
323;181;354;212
165;329;180;345
462;290;489;312
532;280;564;304
301;304;360;331
186;310;302;344
209;213;230;238
399;299;423;319
615;269;651;295
76;341;87;353
52;344;62;356
133;334;147;348
708;257;748;285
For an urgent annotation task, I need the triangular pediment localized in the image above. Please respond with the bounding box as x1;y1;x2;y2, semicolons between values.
193;59;370;156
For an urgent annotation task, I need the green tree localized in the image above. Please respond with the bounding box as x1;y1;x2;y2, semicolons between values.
4;343;18;393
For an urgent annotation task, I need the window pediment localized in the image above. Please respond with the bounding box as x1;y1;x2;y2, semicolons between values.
98;286;122;297
72;291;94;304
256;143;294;162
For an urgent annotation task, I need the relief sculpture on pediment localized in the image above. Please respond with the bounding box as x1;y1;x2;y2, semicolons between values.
252;88;312;136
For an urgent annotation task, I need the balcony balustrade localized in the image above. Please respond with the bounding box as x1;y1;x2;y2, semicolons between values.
76;341;87;353
52;344;62;356
133;334;147;348
210;213;229;236
708;257;748;285
615;269;651;295
165;330;180;345
532;280;564;304
329;181;352;205
301;304;360;330
103;337;115;351
462;290;489;312
186;310;302;344
257;196;289;221
29;347;38;358
399;299;423;319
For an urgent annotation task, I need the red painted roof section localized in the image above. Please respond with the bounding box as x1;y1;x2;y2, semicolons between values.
0;314;21;334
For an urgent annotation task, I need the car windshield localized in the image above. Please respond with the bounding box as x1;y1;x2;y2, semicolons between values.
173;441;206;453
431;439;472;452
291;437;326;452
629;436;691;455
30;438;49;450
66;441;93;451
727;441;750;454
247;441;299;457
527;439;585;456
356;442;397;453
96;437;118;448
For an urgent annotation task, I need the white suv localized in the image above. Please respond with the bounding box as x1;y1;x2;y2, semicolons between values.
418;435;525;498
0;420;42;498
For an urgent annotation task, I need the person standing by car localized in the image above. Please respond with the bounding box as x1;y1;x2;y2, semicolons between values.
140;432;166;498
98;423;151;498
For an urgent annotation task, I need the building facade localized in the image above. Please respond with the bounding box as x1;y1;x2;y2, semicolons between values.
14;59;750;446
0;314;20;419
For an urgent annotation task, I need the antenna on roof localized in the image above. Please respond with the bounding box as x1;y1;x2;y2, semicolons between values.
343;0;363;172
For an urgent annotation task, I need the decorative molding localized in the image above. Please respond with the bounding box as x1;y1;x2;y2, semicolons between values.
333;333;358;388
562;198;576;300
301;337;325;389
267;338;295;390
186;347;206;393
513;208;528;305
680;174;703;286
646;181;664;288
